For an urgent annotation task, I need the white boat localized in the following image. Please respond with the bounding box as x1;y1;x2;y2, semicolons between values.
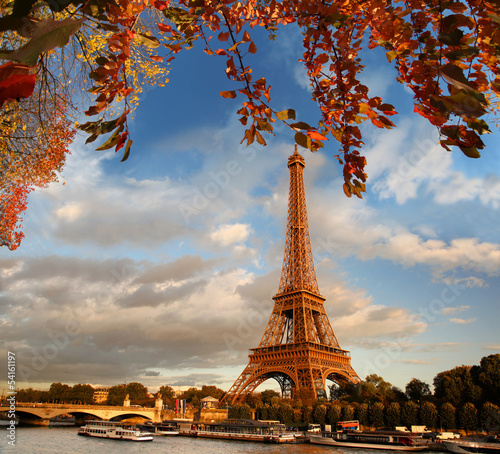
310;432;428;451
310;421;427;451
443;437;500;454
77;420;154;442
193;419;297;443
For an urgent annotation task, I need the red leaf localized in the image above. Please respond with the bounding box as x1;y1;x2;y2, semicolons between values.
0;72;36;107
158;23;172;33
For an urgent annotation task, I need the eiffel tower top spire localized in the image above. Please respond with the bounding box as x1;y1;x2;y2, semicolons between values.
278;145;320;295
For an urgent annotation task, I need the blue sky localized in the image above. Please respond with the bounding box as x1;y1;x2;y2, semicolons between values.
1;24;499;396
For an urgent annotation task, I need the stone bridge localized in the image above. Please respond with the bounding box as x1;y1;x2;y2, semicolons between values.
0;403;166;425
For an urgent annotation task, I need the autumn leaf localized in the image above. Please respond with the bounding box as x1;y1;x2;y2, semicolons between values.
276;109;296;120
0;63;36;107
0;18;84;66
220;90;237;98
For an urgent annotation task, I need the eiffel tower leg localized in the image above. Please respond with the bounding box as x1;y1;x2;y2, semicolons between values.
222;363;267;405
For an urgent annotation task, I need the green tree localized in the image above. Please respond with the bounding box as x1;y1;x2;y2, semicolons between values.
71;384;95;404
370;402;385;428
358;375;394;403
459;402;478;433
48;382;72;403
313;404;327;425
419;401;438;429
440;402;457;430
257;404;269;420
107;385;127;406
243;392;263;409
405;379;431;402
401;401;419;427
478;354;500;405
434;366;482;407
342;404;355;422
327;404;342;426
302;406;313;424
357;403;370;427
260;389;280;405
385;402;401;429
158;385;175;400
200;385;225;400
278;403;294;425
268;403;280;421
228;403;252;419
180;387;201;404
126;382;148;402
481;402;500;432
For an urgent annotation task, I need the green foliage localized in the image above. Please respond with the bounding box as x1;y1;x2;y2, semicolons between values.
385;402;401;428
434;366;482;407
370;402;385;428
48;382;72;403
125;382;148;402
357;374;395;403
313;404;327;425
342;404;355;422
259;389;280;405
481;402;500;432
440;402;457;430
357;402;369;426
106;384;127;405
459;402;478;433
257;403;269;420
405;378;431;402
228;403;252;419
401;401;419;427
158;385;175;402
301;405;313;424
268;403;280;421
326;404;342;426
71;384;95;404
277;403;294;425
419;401;438;429
478;354;500;405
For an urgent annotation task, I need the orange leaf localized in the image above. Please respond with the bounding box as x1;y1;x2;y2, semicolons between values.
307;130;327;141
220;90;237;99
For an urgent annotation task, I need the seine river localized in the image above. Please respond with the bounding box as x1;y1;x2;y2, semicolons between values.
2;426;445;454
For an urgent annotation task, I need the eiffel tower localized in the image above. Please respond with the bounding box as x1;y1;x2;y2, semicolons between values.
223;147;359;404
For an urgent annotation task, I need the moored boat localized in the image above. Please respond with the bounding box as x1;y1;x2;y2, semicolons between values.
443;437;500;454
77;420;154;442
193;419;297;443
310;431;428;451
137;420;180;435
310;420;427;451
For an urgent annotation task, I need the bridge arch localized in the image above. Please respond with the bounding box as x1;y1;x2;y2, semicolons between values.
0;405;158;424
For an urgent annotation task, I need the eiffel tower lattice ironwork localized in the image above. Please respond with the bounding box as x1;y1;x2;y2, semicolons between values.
223;148;359;404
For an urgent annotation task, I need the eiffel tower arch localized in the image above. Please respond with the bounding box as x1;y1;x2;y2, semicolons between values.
222;148;359;404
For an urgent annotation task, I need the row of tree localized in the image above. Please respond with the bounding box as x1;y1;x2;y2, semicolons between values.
10;381;227;408
229;399;500;433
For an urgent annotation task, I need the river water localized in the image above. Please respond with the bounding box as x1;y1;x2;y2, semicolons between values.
2;426;445;454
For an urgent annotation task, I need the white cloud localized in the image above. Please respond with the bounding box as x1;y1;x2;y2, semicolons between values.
364;117;500;208
209;223;251;246
442;305;470;315
449;317;477;324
